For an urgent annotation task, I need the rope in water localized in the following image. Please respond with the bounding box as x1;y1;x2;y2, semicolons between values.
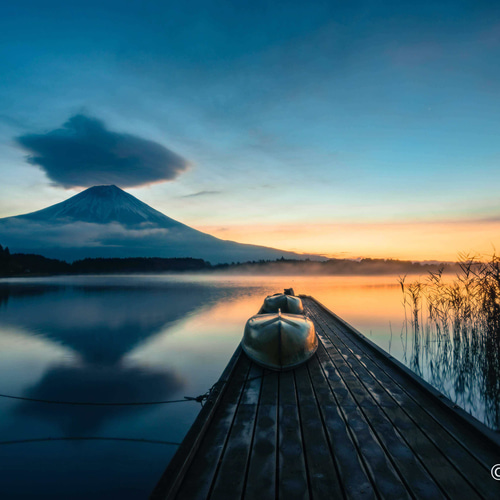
0;374;273;448
0;436;181;446
0;379;228;406
0;393;195;406
0;372;269;407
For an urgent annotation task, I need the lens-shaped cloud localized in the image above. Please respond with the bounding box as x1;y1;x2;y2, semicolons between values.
16;114;189;188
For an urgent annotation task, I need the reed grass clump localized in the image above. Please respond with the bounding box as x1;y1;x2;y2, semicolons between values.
399;254;500;430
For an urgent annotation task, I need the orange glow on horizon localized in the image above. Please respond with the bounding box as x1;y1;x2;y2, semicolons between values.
196;219;500;261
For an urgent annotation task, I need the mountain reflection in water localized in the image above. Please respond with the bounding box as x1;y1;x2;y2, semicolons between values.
1;281;221;435
0;281;223;363
0;277;259;499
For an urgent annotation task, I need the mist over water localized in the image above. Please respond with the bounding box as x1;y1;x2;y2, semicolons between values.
0;274;496;498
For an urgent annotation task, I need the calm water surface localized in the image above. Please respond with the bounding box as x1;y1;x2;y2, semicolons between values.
0;274;495;498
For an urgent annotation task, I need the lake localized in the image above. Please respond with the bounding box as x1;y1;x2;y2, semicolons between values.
0;274;496;498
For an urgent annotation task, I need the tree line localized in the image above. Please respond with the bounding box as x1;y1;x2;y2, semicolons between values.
0;247;210;276
0;244;458;277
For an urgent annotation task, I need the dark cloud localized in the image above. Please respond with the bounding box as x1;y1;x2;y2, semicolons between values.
16;114;189;188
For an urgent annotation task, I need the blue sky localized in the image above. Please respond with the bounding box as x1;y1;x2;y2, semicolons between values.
1;1;499;259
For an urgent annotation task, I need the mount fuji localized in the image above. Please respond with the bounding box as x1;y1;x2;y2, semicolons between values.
0;185;316;264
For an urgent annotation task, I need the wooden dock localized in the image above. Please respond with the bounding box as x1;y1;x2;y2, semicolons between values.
151;296;500;499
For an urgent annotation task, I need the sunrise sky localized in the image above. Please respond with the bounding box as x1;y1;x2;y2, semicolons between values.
1;1;499;261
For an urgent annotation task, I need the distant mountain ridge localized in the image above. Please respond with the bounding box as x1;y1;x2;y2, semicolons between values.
0;185;319;264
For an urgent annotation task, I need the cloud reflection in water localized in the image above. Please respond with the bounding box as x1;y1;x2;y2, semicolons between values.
16;364;185;435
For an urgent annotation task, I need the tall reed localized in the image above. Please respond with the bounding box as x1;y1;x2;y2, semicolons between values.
400;254;500;430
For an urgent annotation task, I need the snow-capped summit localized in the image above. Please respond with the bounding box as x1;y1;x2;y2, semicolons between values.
0;186;316;264
19;185;184;227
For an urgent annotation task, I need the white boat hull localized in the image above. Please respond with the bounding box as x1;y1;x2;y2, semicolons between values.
242;312;318;370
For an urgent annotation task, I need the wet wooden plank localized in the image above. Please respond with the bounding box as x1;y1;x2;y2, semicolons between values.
151;346;244;500
293;363;343;499
173;355;252;500
306;354;376;500
278;370;309;500
209;364;263;500
315;343;411;499
244;370;279;500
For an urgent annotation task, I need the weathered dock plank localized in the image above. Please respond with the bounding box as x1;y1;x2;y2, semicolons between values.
278;369;309;500
209;364;263;499
293;363;343;499
151;297;500;500
244;369;279;499
315;342;411;499
306;353;375;500
169;354;252;500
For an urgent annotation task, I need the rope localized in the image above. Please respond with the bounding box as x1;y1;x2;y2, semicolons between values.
0;373;278;450
0;380;228;406
0;370;277;449
0;393;193;406
184;379;227;406
0;436;181;446
0;367;281;408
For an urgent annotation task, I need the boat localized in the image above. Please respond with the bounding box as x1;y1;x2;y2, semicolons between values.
242;310;318;371
259;293;304;314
